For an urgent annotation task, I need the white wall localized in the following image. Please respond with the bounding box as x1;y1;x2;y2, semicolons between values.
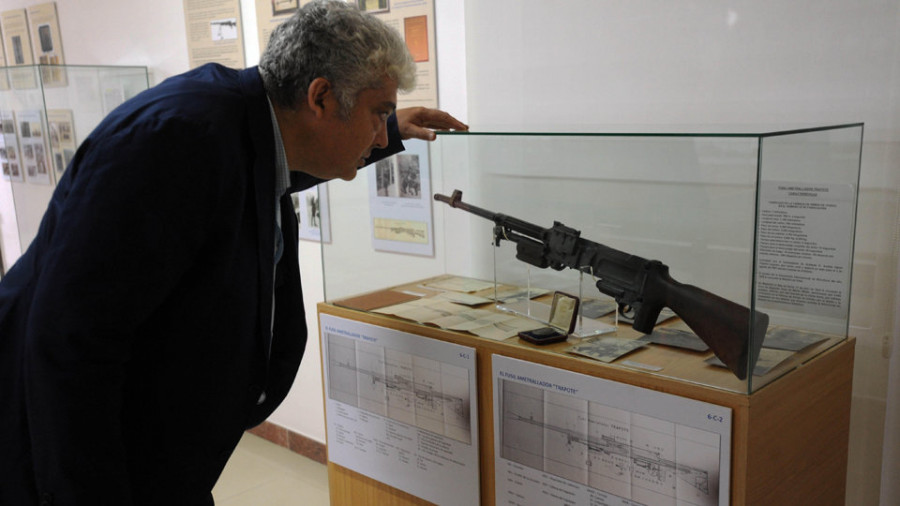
463;2;899;505
0;0;896;504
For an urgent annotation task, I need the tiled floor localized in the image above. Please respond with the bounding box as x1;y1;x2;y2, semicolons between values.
212;432;330;505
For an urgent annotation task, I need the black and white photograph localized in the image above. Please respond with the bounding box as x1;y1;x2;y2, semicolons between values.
375;157;396;197
295;186;331;243
396;153;421;198
38;24;53;52
305;192;320;229
210;18;238;41
11;35;24;64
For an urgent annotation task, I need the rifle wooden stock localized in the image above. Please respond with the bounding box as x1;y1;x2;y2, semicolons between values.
637;262;769;380
434;190;769;380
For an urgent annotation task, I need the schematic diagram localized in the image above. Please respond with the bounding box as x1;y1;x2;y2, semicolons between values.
321;314;480;506
326;332;472;444
495;356;729;506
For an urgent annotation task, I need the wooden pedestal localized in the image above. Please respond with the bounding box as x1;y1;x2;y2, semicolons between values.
318;301;853;506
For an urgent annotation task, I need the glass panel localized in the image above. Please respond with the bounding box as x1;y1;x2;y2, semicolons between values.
752;125;864;389
321;125;863;394
0;65;149;264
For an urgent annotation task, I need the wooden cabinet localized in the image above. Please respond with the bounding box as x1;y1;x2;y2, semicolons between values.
318;302;853;506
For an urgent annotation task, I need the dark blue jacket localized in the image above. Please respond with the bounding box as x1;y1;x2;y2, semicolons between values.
0;63;403;505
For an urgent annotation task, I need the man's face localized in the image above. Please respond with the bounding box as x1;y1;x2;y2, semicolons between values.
292;77;398;181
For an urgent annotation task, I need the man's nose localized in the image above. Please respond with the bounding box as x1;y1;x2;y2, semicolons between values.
373;120;389;149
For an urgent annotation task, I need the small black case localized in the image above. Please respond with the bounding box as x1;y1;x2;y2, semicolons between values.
518;292;580;345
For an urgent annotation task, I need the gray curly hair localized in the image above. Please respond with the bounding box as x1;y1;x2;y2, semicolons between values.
259;0;416;116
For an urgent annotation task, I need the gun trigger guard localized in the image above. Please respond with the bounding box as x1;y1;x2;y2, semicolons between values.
618;303;636;319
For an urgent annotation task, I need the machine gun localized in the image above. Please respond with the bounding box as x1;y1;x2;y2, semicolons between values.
434;190;768;380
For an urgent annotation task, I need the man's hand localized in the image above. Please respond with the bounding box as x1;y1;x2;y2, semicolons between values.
395;107;468;141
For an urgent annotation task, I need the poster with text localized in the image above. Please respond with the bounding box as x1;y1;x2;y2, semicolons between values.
27;2;66;86
360;0;438;108
756;181;856;332
253;0;302;56
494;355;732;506
367;138;433;256
46;109;75;179
0;8;37;89
0;24;8;91
320;313;479;506
1;110;23;182
183;0;245;69
15;110;51;185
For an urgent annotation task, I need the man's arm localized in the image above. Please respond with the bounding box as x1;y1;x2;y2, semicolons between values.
395;106;468;141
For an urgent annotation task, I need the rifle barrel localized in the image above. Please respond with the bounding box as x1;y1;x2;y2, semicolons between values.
434;190;497;221
434;191;547;238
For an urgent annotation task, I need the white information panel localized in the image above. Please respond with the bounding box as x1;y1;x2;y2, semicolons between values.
757;181;856;327
320;313;479;506
493;355;732;506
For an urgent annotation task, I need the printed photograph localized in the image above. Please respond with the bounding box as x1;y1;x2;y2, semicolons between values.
375;157;397;197
210;18;238;41
38;24;53;52
272;0;299;16
11;36;24;64
396;153;421;198
357;0;389;14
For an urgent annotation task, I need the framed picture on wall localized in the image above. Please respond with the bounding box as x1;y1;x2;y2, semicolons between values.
357;0;389;14
272;0;299;16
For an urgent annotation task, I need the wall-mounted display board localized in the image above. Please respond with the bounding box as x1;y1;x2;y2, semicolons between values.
26;2;65;86
0;9;36;89
358;0;438;109
182;0;245;69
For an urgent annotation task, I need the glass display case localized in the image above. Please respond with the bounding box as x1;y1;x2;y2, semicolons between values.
319;124;863;394
0;64;149;262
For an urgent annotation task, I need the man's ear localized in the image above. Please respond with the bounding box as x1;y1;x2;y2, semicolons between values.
306;77;331;118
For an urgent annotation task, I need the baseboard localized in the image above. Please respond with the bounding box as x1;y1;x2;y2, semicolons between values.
247;421;327;465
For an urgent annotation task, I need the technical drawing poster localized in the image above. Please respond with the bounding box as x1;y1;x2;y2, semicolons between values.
494;355;731;506
321;314;479;506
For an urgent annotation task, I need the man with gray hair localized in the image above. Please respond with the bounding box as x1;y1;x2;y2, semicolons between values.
0;0;466;504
